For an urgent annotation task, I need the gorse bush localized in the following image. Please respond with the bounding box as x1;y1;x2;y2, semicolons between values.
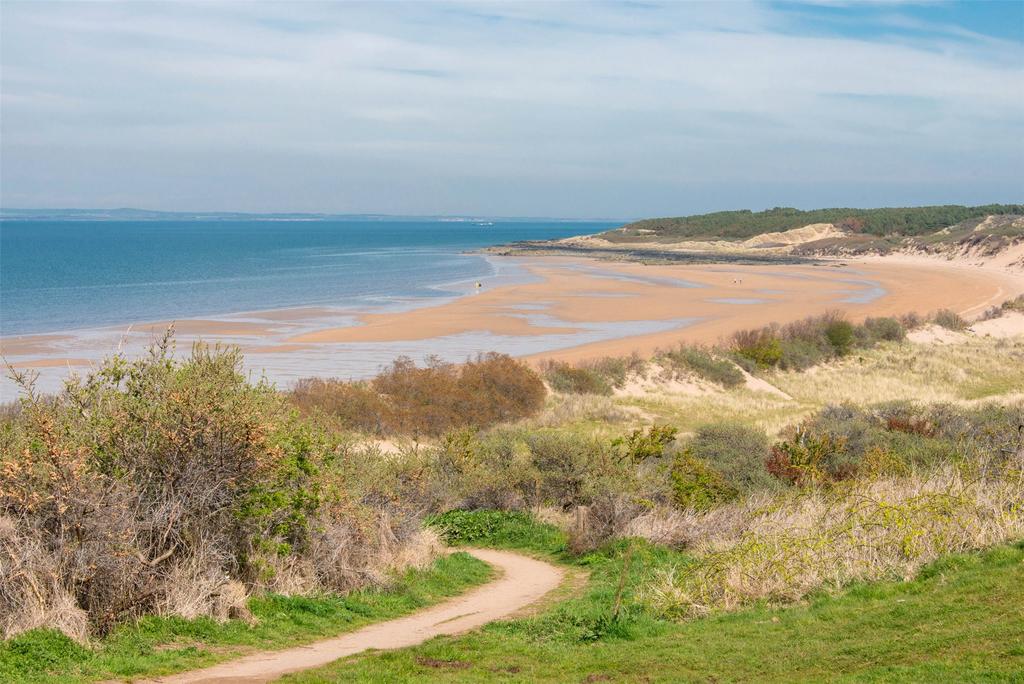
730;328;783;369
292;353;545;437
0;335;434;640
861;316;906;342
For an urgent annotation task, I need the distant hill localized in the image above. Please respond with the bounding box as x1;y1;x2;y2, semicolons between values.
604;204;1024;242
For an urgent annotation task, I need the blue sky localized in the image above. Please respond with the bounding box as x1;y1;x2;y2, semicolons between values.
1;1;1021;218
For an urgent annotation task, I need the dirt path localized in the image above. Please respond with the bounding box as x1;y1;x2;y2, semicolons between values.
145;549;563;684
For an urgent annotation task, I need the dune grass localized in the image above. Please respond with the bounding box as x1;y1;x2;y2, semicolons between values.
0;552;492;684
282;541;1024;683
604;336;1024;439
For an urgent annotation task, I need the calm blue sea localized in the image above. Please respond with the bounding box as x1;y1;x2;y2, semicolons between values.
0;220;616;336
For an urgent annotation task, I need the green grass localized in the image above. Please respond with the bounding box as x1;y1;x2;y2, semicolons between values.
0;552;493;683
283;541;1024;683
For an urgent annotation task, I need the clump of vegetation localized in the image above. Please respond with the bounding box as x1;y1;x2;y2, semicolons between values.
0;335;435;641
730;328;783;369
731;312;907;371
861;315;906;342
541;355;644;396
613;425;678;463
670;451;736;511
542;361;614;395
932;308;968;331
659;345;745;387
687;422;776;494
292;352;546;437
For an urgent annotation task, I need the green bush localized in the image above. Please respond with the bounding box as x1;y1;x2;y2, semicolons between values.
731;329;783;369
933;309;967;331
542;362;614;395
613;425;678;463
687;422;777;494
862;316;906;342
670;451;737;510
824;320;856;355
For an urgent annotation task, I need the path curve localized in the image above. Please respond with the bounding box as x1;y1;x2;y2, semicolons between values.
146;548;563;684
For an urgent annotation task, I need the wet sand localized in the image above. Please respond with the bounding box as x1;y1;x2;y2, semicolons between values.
287;256;1023;363
2;254;1021;395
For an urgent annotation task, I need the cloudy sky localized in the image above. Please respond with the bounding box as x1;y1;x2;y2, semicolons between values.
1;1;1021;218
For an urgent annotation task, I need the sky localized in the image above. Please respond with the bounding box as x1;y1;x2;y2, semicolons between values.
1;1;1021;218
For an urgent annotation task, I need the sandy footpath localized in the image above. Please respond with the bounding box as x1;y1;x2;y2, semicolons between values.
144;549;563;684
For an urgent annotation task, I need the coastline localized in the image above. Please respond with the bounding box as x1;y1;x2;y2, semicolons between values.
3;249;1022;397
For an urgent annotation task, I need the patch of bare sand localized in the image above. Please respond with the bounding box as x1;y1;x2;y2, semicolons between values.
614;363;709;398
970;311;1024;339
145;549;563;684
907;325;970;345
741;223;841;249
7;357;91;369
0;334;75;357
131;319;284;336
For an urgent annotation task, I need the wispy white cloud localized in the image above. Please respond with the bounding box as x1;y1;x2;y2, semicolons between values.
1;1;1020;216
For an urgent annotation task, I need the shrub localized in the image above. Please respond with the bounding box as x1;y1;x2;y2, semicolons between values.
542;362;614;396
0;336;432;639
613;425;678;463
862;316;906;342
766;426;852;486
670;451;737;511
933;309;967;331
660;345;745;387
824;320;855;355
731;329;783;369
687;422;777;494
291;378;385;433
292;352;545;437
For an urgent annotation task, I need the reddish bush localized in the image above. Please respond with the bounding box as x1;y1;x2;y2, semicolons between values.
292;353;545;438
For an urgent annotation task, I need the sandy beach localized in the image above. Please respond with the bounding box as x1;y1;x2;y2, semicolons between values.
285;255;1024;362
2;253;1022;395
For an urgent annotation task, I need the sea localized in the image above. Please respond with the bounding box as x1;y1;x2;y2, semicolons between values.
0;219;616;337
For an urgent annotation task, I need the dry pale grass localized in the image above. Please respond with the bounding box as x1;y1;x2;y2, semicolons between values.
640;457;1024;619
524;392;634;430
596;336;1024;439
0;517;90;641
770;337;1024;406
